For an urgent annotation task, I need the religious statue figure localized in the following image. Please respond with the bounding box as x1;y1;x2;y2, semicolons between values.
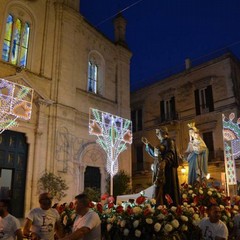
185;122;208;185
142;127;180;206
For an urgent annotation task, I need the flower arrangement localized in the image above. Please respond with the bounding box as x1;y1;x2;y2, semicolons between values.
54;202;76;233
55;183;240;240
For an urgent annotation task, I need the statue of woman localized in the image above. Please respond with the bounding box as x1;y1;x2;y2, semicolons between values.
185;123;208;185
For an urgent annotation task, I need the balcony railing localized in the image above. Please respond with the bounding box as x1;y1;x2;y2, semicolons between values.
159;112;179;123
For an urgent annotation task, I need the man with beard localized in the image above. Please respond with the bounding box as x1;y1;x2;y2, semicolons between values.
0;199;23;240
23;192;63;240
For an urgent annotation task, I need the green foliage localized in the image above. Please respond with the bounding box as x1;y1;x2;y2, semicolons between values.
37;172;68;201
106;170;131;198
83;187;101;202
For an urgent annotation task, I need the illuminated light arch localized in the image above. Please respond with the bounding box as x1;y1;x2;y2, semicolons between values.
0;78;33;133
89;108;132;195
222;113;240;190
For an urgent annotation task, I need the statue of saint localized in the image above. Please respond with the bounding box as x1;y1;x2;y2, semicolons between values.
185;123;208;185
142;127;180;206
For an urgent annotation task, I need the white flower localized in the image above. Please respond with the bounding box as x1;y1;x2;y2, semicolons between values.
107;223;112;232
188;190;193;194
117;201;122;205
133;220;139;228
63;215;68;226
222;215;228;221
135;229;141;238
180;215;188;222
157;213;165;220
164;223;173;232
150;198;156;205
234;205;239;210
182;194;187;199
171;219;179;228
181;224;188;231
192;193;196;198
133;207;142;215
71;213;76;220
217;193;221;198
171;206;177;212
193;213;199;220
220;205;225;210
207;191;212;196
154;222;161;232
199;189;203;194
226;211;231;217
120;220;126;228
123;228;129;236
193;219;201;226
146;218;153;224
183;202;188;206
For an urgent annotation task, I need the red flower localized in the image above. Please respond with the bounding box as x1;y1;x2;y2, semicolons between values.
136;195;146;205
101;193;109;200
193;196;199;205
127;206;133;215
108;202;114;208
116;205;124;213
108;196;115;203
97;203;103;213
176;206;182;216
209;197;217;204
69;202;74;210
89;201;95;208
143;208;151;216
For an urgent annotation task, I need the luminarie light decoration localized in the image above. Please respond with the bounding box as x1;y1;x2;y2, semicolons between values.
0;78;33;134
89;108;132;196
222;113;240;195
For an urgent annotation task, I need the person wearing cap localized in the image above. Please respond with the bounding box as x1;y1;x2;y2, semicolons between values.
142;126;180;206
185;122;208;185
0;199;23;240
23;192;63;240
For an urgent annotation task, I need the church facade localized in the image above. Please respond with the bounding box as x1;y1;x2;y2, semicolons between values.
0;0;132;217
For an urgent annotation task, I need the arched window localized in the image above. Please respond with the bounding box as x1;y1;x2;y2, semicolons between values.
87;51;105;95
88;61;98;93
2;14;30;67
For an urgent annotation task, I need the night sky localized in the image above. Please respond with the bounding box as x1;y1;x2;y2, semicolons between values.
80;0;240;92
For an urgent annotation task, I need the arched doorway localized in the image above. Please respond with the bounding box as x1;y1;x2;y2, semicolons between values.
84;166;101;189
0;130;28;217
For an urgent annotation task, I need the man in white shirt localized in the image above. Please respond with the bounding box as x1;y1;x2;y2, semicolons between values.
0;199;23;240
59;193;101;240
199;204;228;240
23;192;63;240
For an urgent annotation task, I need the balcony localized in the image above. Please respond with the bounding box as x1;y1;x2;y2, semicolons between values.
158;112;179;124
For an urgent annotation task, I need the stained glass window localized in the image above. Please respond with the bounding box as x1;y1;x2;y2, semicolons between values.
88;61;98;93
2;15;13;61
2;14;30;67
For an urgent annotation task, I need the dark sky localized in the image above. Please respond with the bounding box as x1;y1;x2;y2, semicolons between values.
80;0;240;92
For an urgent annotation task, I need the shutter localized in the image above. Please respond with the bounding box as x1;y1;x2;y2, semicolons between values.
170;96;176;119
137;109;142;131
160;100;165;122
206;85;214;112
194;90;200;115
131;111;136;132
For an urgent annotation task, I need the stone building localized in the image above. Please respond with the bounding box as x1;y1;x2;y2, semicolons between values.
131;53;240;193
0;0;132;217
